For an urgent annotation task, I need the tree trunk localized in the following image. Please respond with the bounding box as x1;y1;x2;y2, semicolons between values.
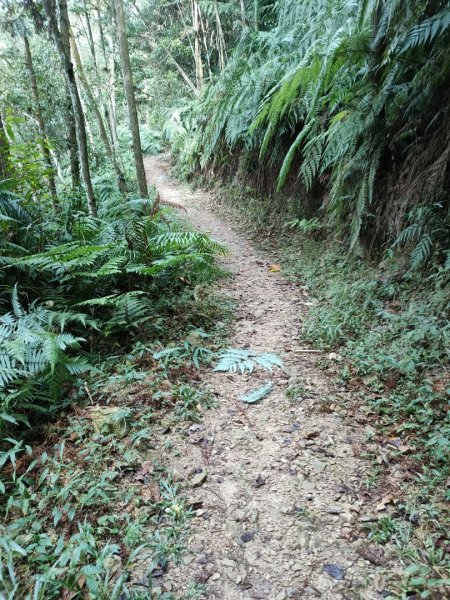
66;85;80;188
214;0;227;71
192;0;204;91
23;33;58;205
82;0;98;72
199;3;212;79
107;29;120;152
114;0;148;198
0;113;11;180
49;146;65;182
69;26;127;193
42;0;97;216
96;6;119;152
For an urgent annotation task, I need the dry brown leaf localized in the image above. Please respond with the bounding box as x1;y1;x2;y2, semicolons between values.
134;460;154;482
376;494;393;511
141;482;162;503
268;264;281;272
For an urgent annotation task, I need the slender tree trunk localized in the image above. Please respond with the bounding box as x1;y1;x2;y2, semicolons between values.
49;146;65;182
69;26;127;193
108;39;119;151
0;113;11;180
43;0;97;216
114;0;148;197
214;1;226;71
254;0;259;31
82;0;98;72
103;7;120;153
95;6;120;153
23;33;58;205
97;4;108;66
192;0;204;90
66;86;81;188
198;3;212;79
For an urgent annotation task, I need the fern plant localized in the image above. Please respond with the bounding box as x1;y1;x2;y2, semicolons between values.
171;0;450;259
0;287;94;431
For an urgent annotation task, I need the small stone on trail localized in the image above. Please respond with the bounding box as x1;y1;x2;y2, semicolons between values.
323;563;345;580
282;423;300;433
254;474;266;488
222;558;236;568
312;459;327;472
188;423;203;434
241;530;255;543
191;471;207;487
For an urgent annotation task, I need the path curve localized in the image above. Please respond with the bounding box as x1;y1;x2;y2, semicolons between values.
144;155;394;600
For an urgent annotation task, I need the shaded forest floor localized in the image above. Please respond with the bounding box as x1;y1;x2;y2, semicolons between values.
142;155;408;599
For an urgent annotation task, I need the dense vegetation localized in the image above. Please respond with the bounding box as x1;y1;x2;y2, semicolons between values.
0;0;449;598
168;0;450;266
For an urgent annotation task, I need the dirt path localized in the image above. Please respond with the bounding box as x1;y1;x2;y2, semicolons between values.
144;155;394;600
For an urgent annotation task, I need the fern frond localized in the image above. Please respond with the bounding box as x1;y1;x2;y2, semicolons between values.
401;8;450;51
240;381;273;403
214;348;283;373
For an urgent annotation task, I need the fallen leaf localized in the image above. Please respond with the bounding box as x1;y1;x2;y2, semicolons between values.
358;544;386;566
362;374;380;386
373;573;386;593
187;499;203;511
376;494;394;511
268;264;281;272
142;482;162;503
385;437;402;448
195;570;213;584
134;460;153;481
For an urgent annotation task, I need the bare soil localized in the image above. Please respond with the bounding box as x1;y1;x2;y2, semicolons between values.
144;155;400;599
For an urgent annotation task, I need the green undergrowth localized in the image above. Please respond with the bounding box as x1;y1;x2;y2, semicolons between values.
280;236;449;598
0;171;233;598
0;285;232;599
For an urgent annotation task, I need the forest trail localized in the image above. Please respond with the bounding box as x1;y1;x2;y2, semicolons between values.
144;155;395;599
